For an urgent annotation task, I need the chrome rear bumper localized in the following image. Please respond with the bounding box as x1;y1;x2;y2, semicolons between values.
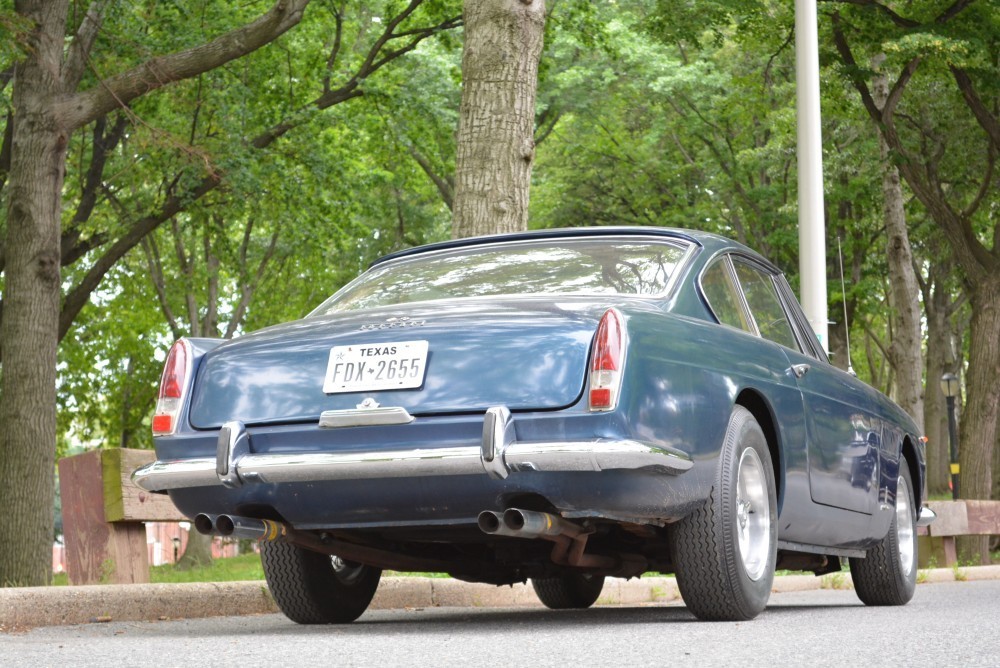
132;406;693;493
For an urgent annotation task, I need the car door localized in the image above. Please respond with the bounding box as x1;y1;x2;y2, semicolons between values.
761;269;882;517
728;259;879;517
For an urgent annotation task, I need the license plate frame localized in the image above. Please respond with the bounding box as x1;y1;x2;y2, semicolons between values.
323;340;429;394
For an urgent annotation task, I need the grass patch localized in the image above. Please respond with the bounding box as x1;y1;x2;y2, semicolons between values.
48;553;265;586
150;553;265;583
49;554;461;586
820;572;851;590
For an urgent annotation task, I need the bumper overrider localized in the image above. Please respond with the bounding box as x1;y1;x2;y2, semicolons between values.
131;406;694;493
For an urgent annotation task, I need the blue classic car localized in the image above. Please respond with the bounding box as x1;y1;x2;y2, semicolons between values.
134;227;934;622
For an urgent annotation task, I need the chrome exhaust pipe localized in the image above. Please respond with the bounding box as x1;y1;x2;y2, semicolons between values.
193;513;218;535
192;513;285;541
477;510;503;534
478;510;526;538
502;508;583;539
215;514;286;541
480;507;618;571
478;508;580;539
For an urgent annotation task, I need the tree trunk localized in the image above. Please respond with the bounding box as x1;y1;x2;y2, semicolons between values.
452;0;545;239
879;171;924;423
994;414;1000;503
831;26;999;563
922;260;964;497
957;277;1000;564
0;0;70;587
1;0;312;586
923;305;954;496
873;61;923;428
175;530;214;570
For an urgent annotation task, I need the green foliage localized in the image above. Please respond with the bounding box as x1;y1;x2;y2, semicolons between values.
40;1;462;451
0;7;32;67
57;265;166;455
3;0;989;487
532;0;804;272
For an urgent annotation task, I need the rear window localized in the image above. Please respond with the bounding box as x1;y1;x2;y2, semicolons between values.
312;237;692;314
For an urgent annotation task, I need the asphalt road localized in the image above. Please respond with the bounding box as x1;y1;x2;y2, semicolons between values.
6;580;999;667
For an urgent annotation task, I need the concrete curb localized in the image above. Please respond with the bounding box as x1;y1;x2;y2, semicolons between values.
3;566;1000;631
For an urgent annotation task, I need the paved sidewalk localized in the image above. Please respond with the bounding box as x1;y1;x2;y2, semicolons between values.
3;566;1000;631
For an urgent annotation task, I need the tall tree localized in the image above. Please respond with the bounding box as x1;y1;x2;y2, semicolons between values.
872;56;923;429
828;1;999;562
452;0;545;238
0;0;310;587
49;1;461;470
0;1;461;350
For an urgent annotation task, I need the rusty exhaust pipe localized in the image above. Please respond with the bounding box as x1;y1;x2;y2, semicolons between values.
192;513;455;574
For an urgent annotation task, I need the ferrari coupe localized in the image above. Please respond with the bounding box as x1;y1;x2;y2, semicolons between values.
133;227;935;622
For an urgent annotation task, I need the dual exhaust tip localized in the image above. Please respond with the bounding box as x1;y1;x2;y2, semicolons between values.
194;513;284;541
478;508;576;539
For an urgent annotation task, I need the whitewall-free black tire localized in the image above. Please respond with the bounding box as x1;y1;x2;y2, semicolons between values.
849;460;917;606
670;405;778;621
261;541;381;624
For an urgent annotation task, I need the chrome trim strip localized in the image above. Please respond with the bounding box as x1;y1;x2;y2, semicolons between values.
132;439;693;493
916;505;937;528
318;406;415;428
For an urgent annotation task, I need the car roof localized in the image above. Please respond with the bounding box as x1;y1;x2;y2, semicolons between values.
370;226;776;273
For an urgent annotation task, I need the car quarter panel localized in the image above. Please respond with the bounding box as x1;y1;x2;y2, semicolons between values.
619;303;902;551
615;308;807;525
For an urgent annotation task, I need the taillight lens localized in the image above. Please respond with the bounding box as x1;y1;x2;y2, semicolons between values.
589;308;626;411
152;339;191;435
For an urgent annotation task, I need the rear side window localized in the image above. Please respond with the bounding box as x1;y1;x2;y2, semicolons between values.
732;260;800;351
701;259;751;332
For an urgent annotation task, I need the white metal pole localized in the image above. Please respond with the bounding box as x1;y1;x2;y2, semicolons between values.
795;0;829;352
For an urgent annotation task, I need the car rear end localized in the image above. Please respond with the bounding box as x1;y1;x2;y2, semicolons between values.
133;230;707;578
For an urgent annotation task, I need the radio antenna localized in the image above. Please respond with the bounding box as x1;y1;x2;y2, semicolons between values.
837;237;856;376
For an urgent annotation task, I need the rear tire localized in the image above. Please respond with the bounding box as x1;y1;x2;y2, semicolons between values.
849;461;917;606
261;541;381;624
670;406;777;621
531;573;605;609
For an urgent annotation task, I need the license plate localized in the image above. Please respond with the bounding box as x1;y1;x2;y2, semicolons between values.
323;340;429;394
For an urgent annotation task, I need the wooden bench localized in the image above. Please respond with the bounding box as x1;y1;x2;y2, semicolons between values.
59;448;186;585
917;499;1000;567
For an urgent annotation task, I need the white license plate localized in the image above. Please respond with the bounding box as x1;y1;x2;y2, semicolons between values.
323;340;429;394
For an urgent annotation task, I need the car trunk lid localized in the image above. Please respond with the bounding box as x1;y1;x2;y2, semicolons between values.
187;299;609;428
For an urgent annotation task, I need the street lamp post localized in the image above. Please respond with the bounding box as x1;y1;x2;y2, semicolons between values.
940;373;960;500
